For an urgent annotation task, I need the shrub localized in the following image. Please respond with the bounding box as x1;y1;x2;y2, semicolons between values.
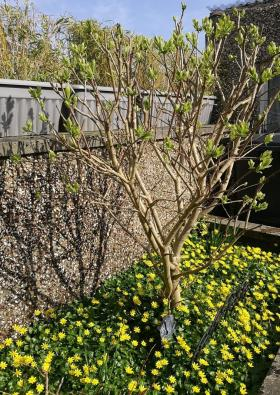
40;3;280;307
0;233;279;394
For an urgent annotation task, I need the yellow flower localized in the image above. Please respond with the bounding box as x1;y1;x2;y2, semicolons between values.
153;383;161;391
130;309;136;317
152;369;159;376
4;338;13;347
58;332;66;340
165;384;175;393
192;386;201;393
120;334;131;342
132;340;138;347
240;383;247;395
151;301;158;309
128;380;138;392
144;259;153;267
28;376;37;384
155;358;168;369
125;366;134;374
17;379;24;388
132;295;141;306
92;378;99;385
169;375;176;384
148;272;156;280
60;318;67;325
16;340;23;347
34;310;41;316
0;361;7;369
199;358;209;366
177;304;189;314
13;325;27;335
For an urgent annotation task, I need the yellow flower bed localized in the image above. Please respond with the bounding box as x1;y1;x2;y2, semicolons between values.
0;235;279;394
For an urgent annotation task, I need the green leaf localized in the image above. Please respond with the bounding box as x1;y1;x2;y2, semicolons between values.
264;133;274;145
267;41;278;56
135;126;153;141
248;159;255;170
256;150;273;173
63;118;81;139
39;112;49;123
48;150;57;161
163;137;174;151
11;153;21;163
248;67;259;83
215;14;235;39
66;181;80;194
261;68;273;83
22;119;33;134
29;87;42;100
229;121;250;140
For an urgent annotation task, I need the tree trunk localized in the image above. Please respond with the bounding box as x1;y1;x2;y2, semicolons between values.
162;254;181;309
171;265;181;308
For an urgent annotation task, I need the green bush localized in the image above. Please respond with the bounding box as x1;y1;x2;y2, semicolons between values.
0;234;279;394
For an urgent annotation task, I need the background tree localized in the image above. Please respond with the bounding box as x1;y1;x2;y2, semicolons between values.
33;4;280;309
68;18;167;88
0;0;69;80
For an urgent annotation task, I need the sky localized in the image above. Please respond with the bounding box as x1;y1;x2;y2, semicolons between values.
28;0;251;39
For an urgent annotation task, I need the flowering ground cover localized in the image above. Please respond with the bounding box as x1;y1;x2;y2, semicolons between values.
0;232;279;394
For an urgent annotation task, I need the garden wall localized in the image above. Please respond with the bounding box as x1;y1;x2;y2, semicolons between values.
1;130;213;335
210;0;280;126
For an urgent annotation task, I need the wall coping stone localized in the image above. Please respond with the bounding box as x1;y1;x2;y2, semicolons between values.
0;125;215;158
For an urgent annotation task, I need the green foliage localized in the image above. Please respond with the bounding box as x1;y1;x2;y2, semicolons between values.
22;119;33;134
135;126;153;141
10;153;21;163
63;119;81;140
261;68;273;84
0;0;69;80
163;137;174;152
205;139;225;159
48;150;57;162
256;150;273;173
66;181;80;194
228;121;250;141
243;192;268;212
215;14;235;40
0;237;279;394
248;67;259;83
264;134;274;145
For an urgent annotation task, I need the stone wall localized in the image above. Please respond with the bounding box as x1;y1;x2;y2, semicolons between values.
0;135;194;336
210;0;280;122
